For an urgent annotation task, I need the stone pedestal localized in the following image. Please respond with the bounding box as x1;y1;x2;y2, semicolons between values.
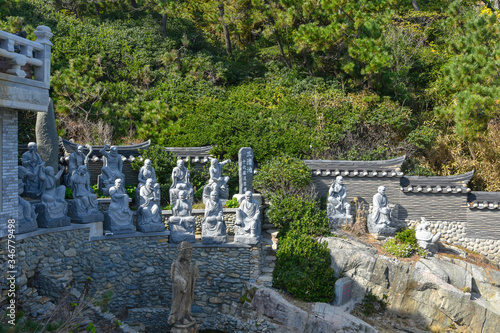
67;200;104;224
137;210;165;233
234;234;259;245
34;203;71;228
329;214;354;230
16;217;38;234
169;218;196;244
103;211;134;234
170;322;198;333
201;234;227;245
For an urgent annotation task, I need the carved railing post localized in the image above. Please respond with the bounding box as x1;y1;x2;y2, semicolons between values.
33;25;53;85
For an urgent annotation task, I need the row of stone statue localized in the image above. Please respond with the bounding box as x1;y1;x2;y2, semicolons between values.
327;175;440;252
18;142;261;245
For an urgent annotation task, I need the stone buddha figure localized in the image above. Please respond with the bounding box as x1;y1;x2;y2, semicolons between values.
169;159;194;205
169;190;196;243
66;144;92;186
327;176;352;217
21;142;45;198
367;186;397;237
40;166;67;219
104;178;134;234
234;191;261;244
98;144;125;196
137;178;165;233
69;165;103;223
203;157;231;203
201;191;227;244
17;166;38;234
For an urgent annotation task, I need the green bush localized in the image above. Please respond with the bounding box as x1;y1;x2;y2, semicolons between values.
254;155;312;198
273;231;335;302
224;197;239;208
383;228;428;258
395;228;417;245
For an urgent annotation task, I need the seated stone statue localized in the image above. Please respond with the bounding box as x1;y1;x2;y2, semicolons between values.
201;191;227;244
65;144;92;186
203;157;231;204
169;191;196;243
169;159;194;205
98;145;125;196
36;166;71;228
327;176;352;217
416;217;441;253
367;186;397;237
17;166;38;234
135;159;159;202
137;178;165;233
234;191;261;244
21;142;45;198
68;165;103;223
104;179;134;234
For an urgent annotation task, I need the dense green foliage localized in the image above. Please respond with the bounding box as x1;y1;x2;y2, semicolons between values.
383;228;427;258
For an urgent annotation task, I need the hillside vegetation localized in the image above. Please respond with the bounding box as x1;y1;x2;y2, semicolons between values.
2;0;500;190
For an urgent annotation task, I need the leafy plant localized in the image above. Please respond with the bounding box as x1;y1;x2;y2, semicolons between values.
383;228;427;258
224;197;239;208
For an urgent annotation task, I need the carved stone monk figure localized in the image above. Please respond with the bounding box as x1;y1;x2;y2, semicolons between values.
137;178;165;232
98;144;125;196
367;186;397;236
40;166;67;219
170;159;194;204
17;166;38;234
203;157;231;203
69;165;103;223
22;142;45;198
66;144;92;186
235;191;261;244
104;179;134;234
201;191;226;244
327;176;351;217
170;191;196;243
168;241;199;332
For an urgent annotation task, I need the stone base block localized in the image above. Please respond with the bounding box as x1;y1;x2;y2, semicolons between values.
202;235;227;245
103;212;135;234
234;234;260;245
34;204;71;228
329;215;353;230
67;200;104;224
169;219;196;243
137;219;165;233
16;218;38;234
333;277;353;306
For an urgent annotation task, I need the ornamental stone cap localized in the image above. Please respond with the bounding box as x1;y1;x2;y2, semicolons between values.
304;155;405;177
400;170;474;194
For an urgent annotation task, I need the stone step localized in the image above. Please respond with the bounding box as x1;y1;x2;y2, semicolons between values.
262;267;274;274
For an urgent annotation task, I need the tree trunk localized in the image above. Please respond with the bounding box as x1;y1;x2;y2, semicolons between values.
411;0;420;11
161;13;168;38
218;2;232;54
274;29;291;69
303;52;313;76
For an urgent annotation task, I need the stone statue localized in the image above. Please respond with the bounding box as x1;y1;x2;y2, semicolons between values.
201;191;227;244
98;144;125;196
416;217;441;253
135;159;159;203
170;159;194;205
68;165;103;223
21;142;45;198
66;144;92;186
36;165;71;228
234;191;261;244
367;186;397;237
17;166;38;234
327;176;353;229
168;241;199;333
104;179;134;234
203;157;231;203
137;178;165;233
169;190;196;243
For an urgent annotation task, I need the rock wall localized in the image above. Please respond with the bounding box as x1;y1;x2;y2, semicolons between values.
1;224;262;332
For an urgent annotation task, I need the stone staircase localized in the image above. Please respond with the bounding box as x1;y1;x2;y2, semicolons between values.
256;229;277;287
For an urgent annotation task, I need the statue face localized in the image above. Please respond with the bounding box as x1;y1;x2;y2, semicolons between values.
336;176;343;185
115;179;122;188
145;159;151;168
46;166;54;176
210;192;218;201
179;191;187;199
146;179;153;189
245;191;252;201
180;247;193;261
77;145;84;154
378;186;386;195
110;146;118;156
211;159;218;166
28;143;37;152
177;160;184;168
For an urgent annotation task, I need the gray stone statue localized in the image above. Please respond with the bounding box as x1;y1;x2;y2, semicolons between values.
21;142;45;198
170;159;194;205
68;165;103;223
168;241;199;333
135;159;159;204
137;178;165;233
367;186;397;237
169;191;196;244
98;144;125;196
66;144;92;186
201;191;227;244
36;165;71;228
234;191;261;245
103;179;134;234
327;176;353;229
203;157;231;204
17;166;38;234
416;217;441;253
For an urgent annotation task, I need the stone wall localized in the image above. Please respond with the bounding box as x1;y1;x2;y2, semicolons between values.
1;224;263;331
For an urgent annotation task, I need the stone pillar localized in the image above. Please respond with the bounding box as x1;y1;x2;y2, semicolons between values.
238;147;254;194
36;98;59;171
33;25;53;85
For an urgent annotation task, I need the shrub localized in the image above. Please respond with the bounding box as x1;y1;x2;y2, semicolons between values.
254;155;312;198
383;228;427;258
273;231;335;302
224;197;239;208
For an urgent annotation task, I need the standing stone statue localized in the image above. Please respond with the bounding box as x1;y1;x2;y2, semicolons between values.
367;186;397;237
68;165;103;223
135;159;159;204
98;144;125;196
416;217;441;253
202;157;231;204
21;142;45;198
327;176;353;228
238;147;254;194
36;165;71;228
103;179;134;234
169;159;194;205
234;191;261;244
170;191;196;243
137;178;165;233
201;191;227;244
168;241;199;333
17;166;38;234
66;144;92;186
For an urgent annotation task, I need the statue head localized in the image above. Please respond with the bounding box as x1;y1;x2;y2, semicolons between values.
114;178;123;189
45;166;55;176
18;180;25;196
178;241;193;261
28;142;37;152
179;190;187;200
110;146;118;156
210;190;219;201
77;165;88;175
77;145;84;154
245;191;253;201
378;186;386;196
211;158;218;167
176;159;184;168
146;178;153;189
144;159;151;168
335;175;344;185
